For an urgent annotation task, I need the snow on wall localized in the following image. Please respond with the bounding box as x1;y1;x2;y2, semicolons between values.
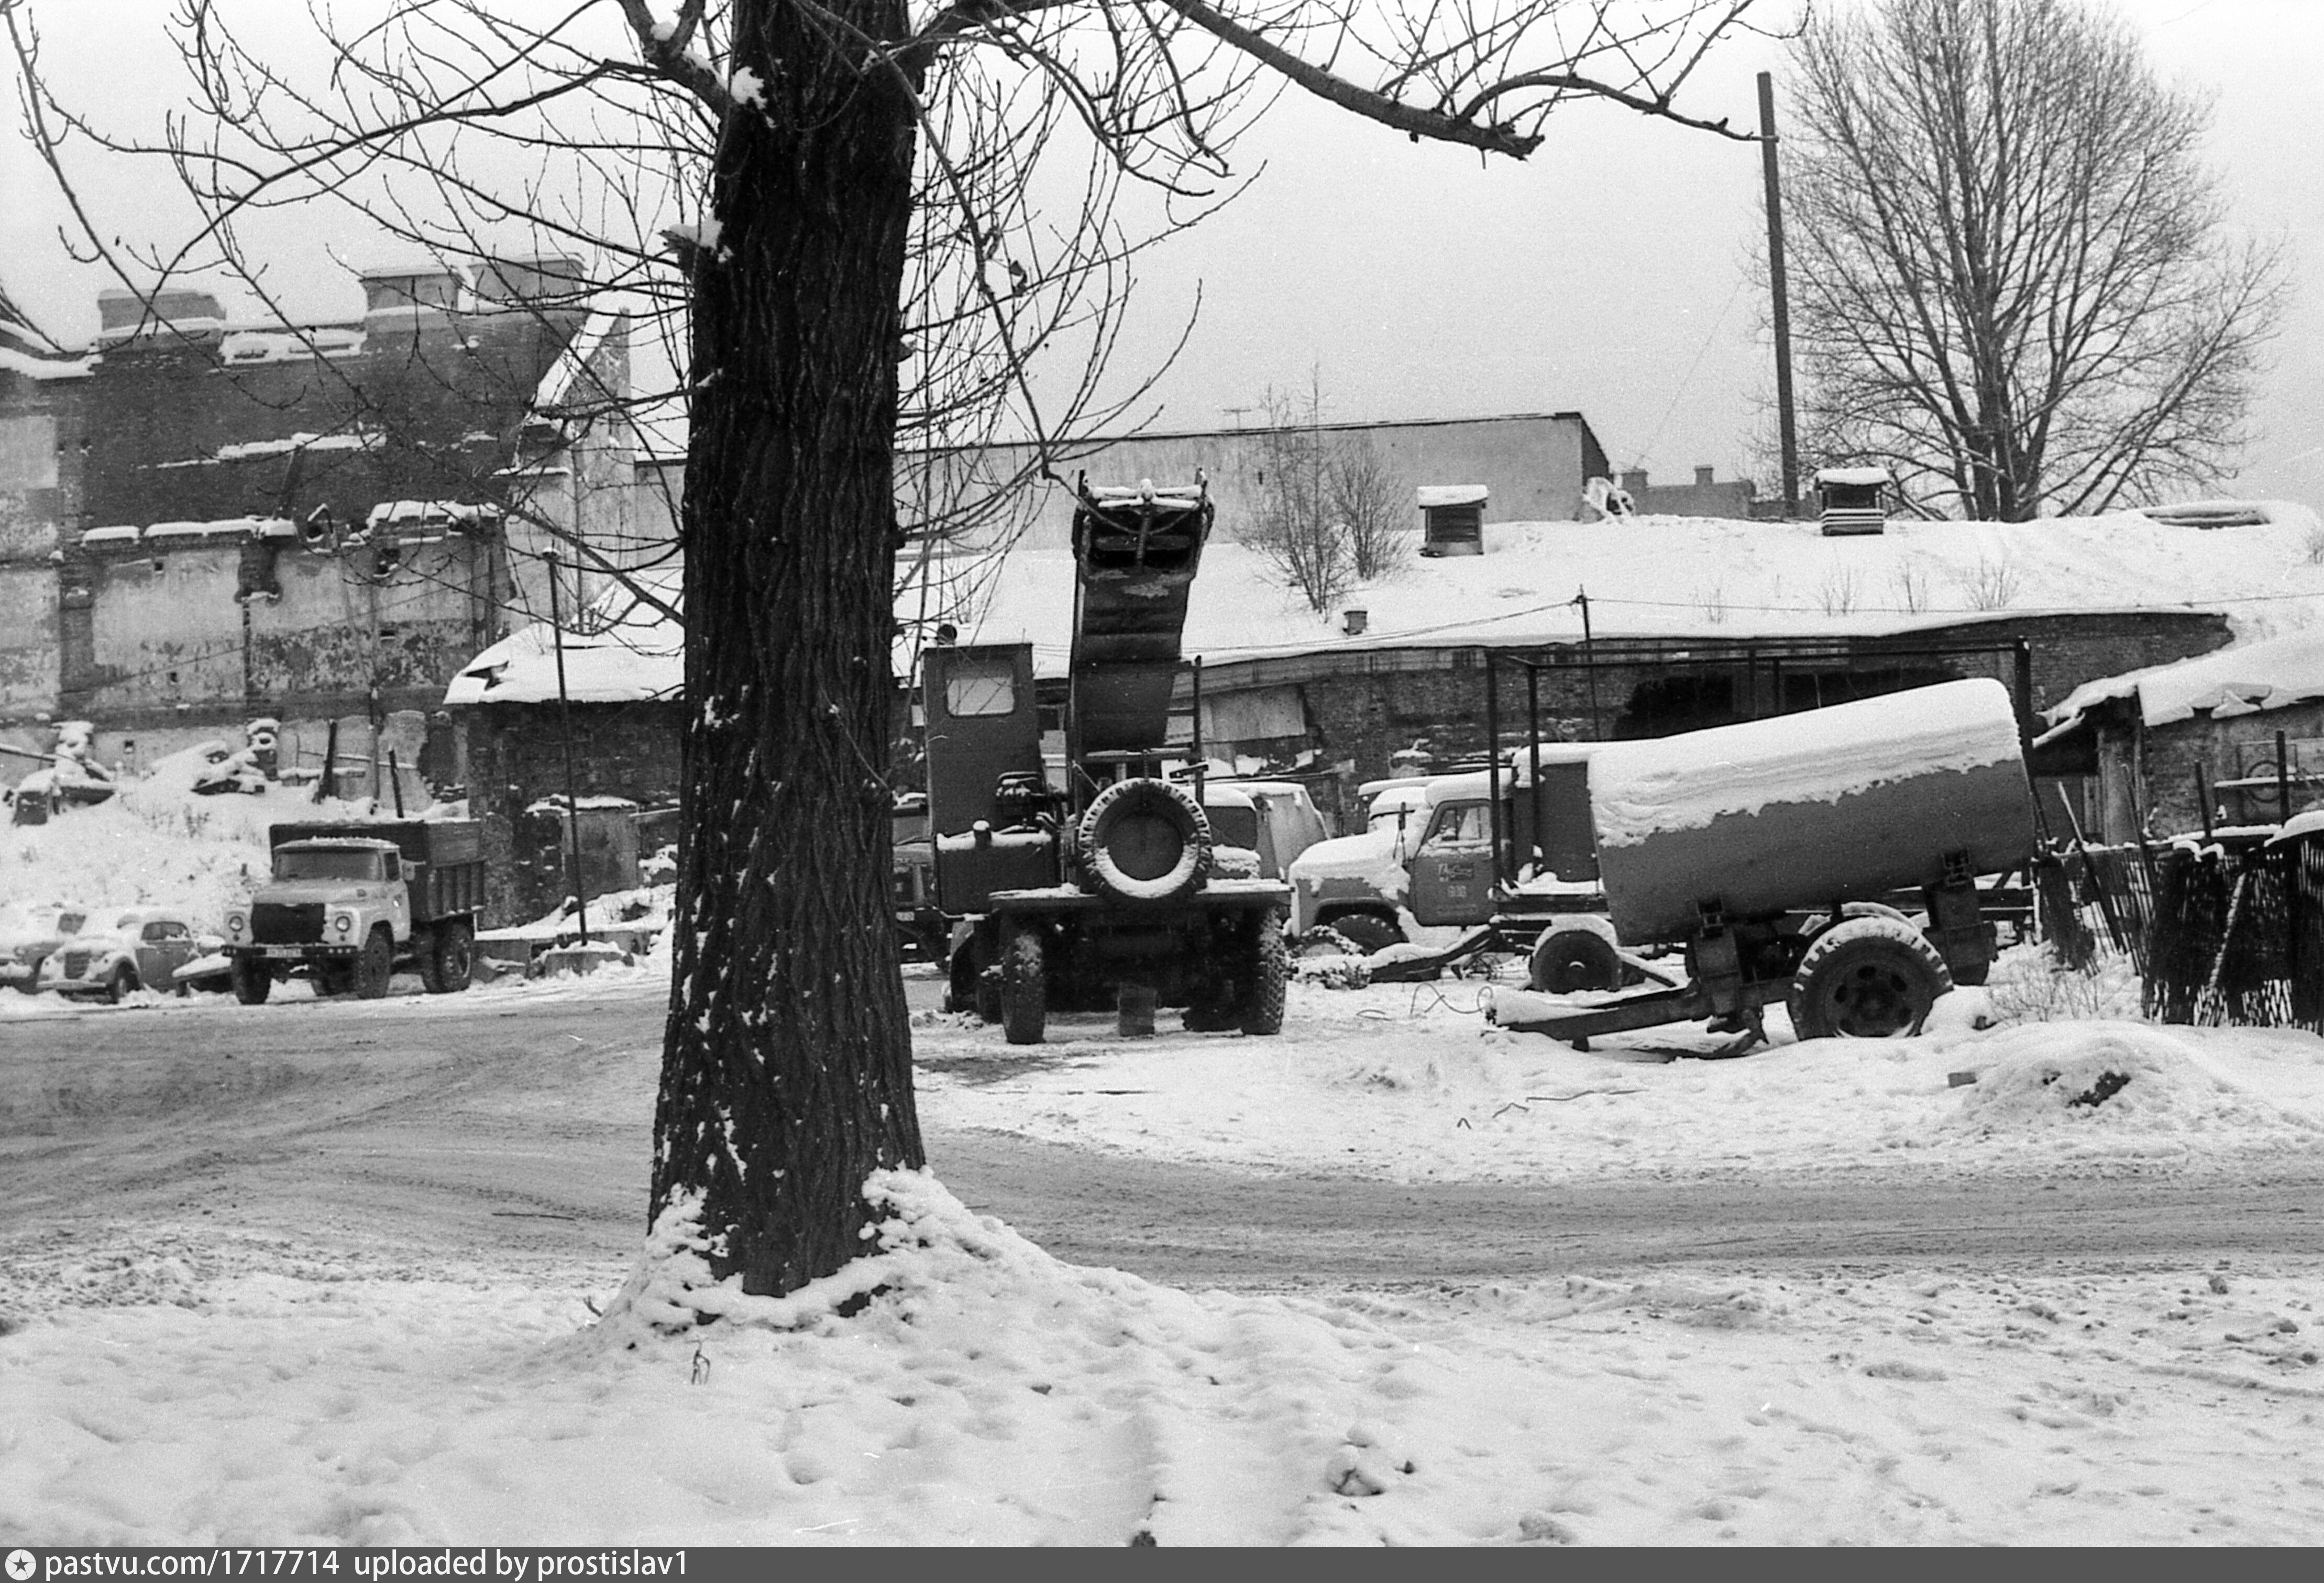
1589;678;2024;848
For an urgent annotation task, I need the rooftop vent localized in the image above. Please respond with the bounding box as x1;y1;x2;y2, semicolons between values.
1417;485;1488;558
1814;467;1891;537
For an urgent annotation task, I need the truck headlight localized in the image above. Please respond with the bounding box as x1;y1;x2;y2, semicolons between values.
225;911;247;938
332;912;354;936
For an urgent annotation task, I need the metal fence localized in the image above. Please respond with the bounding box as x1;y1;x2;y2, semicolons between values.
2038;829;2324;1030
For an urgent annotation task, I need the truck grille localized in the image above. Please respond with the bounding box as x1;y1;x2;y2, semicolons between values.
252;902;324;944
61;950;91;979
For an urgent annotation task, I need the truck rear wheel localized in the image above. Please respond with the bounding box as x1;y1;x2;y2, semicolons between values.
230;956;271;1006
1000;926;1047;1045
421;921;473;994
1239;916;1288;1036
1788;917;1952;1040
354;926;394;1000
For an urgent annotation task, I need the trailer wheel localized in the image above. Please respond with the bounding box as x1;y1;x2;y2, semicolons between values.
1077;779;1212;903
1788;917;1952;1040
353;926;394;1000
1528;926;1623;993
1327;912;1404;956
229;956;271;1006
1000;926;1047;1045
422;922;473;994
1239;914;1288;1036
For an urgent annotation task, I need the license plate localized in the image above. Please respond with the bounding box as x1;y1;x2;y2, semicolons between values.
260;946;311;959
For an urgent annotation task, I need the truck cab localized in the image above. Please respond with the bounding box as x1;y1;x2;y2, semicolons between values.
1290;745;1604;947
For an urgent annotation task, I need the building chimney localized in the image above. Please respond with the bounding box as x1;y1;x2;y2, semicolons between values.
1694;465;1715;487
1618;468;1649;496
358;264;464;316
470;254;585;307
96;286;226;339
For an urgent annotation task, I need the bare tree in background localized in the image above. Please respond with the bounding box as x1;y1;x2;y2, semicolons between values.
1781;0;2283;521
1242;377;1408;613
9;0;1770;1301
1334;437;1407;582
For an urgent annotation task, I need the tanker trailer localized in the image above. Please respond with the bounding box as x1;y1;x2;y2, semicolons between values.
1489;677;2036;1048
924;477;1292;1044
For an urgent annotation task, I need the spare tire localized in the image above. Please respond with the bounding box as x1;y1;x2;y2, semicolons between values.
1077;778;1213;903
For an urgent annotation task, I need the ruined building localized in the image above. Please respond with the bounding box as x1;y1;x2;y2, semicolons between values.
0;260;624;801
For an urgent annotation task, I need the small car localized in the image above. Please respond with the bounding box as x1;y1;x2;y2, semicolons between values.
0;902;92;991
33;907;203;1002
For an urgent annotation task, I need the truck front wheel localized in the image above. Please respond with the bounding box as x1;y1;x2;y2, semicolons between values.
1238;915;1288;1036
354;926;394;1000
421;921;473;994
1328;913;1404;956
229;956;271;1005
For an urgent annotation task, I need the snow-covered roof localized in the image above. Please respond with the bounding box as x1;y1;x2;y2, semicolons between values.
1815;467;1892;488
1;347;95;381
444;501;2324;707
2040;627;2324;743
444;569;682;705
1416;485;1489;508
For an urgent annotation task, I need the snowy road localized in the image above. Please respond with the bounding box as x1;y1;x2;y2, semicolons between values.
4;976;2318;1285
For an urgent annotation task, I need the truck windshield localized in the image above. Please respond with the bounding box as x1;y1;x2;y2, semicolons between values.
276;849;385;881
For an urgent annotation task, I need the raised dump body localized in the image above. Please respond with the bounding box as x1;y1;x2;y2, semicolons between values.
1067;483;1213;757
1587;678;2034;944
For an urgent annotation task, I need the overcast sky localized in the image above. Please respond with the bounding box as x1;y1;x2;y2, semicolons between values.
5;0;2316;518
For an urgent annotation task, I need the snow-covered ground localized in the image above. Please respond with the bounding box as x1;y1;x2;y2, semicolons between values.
4;950;2323;1544
7;760;2324;1544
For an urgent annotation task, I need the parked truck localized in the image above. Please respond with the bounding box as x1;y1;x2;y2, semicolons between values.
928;478;1292;1043
221;819;486;1003
1487;678;2037;1047
1288;744;1606;968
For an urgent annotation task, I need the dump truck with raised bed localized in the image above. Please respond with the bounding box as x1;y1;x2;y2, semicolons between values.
927;477;1291;1043
1482;678;2037;1048
221;819;485;1002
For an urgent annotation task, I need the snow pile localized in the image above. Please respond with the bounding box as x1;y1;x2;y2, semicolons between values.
8;1198;2324;1543
1935;1023;2324;1156
916;971;2324;1184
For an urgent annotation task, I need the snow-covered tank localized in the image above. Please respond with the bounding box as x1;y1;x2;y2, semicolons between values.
1587;678;2034;944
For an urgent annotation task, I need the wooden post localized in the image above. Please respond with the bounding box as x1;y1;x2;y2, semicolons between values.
2278;729;2295;825
2196;762;2216;840
1759;71;1799;519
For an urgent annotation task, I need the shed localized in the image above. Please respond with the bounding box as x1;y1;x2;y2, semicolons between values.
1417;484;1488;557
1814;467;1890;537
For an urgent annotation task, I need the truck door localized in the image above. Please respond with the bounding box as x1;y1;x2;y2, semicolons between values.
1407;800;1496;926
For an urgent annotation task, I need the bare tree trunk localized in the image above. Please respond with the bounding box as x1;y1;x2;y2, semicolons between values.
651;0;927;1295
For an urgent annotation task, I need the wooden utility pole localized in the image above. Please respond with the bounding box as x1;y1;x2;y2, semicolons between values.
1758;71;1800;519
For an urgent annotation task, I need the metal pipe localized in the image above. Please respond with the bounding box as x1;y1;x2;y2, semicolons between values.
2279;729;2295;825
1484;650;1504;889
1526;660;1542;883
544;549;589;944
